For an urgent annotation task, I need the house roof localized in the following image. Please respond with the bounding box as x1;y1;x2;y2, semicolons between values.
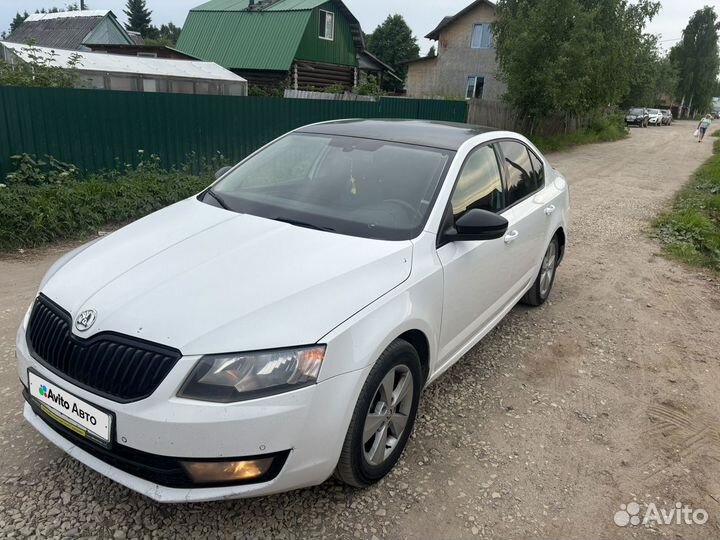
1;42;247;83
192;0;328;10
176;0;364;71
426;0;496;40
358;51;402;82
24;10;112;22
5;10;134;50
87;43;201;60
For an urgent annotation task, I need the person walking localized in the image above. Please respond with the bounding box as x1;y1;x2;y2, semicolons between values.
697;114;712;143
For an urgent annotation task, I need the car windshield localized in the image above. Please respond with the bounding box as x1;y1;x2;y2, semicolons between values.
206;133;453;241
630;108;644;115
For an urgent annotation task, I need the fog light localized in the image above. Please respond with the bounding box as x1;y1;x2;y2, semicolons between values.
181;457;274;484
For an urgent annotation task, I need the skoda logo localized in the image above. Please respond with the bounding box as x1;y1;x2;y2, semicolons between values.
75;309;97;332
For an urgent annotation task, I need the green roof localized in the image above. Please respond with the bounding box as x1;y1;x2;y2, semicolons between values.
191;0;328;12
177;10;311;70
176;0;363;71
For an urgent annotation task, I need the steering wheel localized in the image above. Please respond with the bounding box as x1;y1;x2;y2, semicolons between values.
382;199;422;221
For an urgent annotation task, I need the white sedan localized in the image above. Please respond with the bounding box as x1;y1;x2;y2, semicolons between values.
17;120;569;502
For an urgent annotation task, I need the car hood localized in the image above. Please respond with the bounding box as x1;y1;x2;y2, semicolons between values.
41;198;413;355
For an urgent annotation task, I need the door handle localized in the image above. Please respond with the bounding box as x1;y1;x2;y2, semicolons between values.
504;230;520;244
544;205;556;216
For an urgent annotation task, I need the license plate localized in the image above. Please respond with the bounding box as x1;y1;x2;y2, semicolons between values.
28;370;112;447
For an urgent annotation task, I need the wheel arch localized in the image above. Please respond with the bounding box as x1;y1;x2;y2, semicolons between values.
396;329;431;384
555;226;566;265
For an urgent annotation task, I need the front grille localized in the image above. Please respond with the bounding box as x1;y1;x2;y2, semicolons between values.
26;295;182;402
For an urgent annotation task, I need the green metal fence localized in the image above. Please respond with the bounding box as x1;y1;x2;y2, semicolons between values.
0;86;468;178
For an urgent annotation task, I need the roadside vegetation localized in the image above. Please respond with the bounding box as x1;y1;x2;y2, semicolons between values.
653;133;720;271
532;115;628;153
0;154;212;251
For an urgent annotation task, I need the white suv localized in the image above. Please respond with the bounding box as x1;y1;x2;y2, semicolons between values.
647;109;664;126
17;120;569;502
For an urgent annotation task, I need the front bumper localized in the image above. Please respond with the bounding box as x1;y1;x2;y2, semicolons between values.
17;325;369;502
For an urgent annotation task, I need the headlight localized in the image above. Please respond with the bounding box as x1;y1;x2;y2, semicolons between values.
178;345;326;403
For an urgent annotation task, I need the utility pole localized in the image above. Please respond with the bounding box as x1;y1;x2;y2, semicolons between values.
80;0;86;10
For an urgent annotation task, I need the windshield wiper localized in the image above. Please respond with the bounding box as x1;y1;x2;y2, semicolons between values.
273;217;335;232
205;189;230;210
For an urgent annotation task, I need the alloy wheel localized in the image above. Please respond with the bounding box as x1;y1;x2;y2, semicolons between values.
539;241;557;298
362;366;414;466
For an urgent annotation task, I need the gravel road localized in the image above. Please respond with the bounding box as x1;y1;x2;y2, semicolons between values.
1;122;719;540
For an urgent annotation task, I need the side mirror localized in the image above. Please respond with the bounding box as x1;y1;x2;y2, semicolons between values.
214;166;232;180
444;208;509;242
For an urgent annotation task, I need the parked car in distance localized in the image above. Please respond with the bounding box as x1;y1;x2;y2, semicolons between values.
17;119;569;502
626;108;649;128
647;109;664;126
661;110;673;125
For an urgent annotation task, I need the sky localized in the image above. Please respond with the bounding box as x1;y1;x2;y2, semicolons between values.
0;0;712;54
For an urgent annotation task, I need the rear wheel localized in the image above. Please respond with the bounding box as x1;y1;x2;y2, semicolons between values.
334;339;422;487
521;236;559;307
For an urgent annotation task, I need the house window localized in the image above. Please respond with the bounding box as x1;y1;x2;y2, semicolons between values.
465;76;485;99
319;9;335;40
142;79;157;92
471;23;494;49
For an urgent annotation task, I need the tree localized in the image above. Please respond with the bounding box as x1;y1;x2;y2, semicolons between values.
493;0;660;118
144;22;182;47
426;45;436;58
669;7;720;116
623;35;678;107
10;12;29;33
367;15;420;92
124;0;155;39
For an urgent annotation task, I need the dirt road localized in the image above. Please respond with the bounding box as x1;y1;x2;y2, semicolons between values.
1;122;719;540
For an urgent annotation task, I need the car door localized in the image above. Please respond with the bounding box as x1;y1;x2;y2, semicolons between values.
497;140;554;290
436;143;521;364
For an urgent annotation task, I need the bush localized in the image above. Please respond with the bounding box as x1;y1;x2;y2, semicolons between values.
0;162;212;251
5;153;80;187
532;114;628;153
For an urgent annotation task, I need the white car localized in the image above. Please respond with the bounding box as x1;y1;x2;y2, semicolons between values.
17;120;569;502
647;109;664;126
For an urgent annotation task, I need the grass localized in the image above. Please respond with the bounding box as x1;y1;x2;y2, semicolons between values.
652;135;720;272
531;118;629;153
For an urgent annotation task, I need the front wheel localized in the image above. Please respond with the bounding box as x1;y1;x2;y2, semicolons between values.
334;339;422;487
521;236;559;307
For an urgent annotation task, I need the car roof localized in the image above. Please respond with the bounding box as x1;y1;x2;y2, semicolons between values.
295;119;497;151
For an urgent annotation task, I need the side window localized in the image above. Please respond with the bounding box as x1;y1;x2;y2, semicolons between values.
499;141;542;205
528;149;545;186
451;145;504;217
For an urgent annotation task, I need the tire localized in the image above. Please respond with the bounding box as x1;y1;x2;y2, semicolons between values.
334;339;422;488
521;236;560;307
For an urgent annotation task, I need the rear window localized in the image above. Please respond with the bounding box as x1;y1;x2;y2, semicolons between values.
499;141;544;206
